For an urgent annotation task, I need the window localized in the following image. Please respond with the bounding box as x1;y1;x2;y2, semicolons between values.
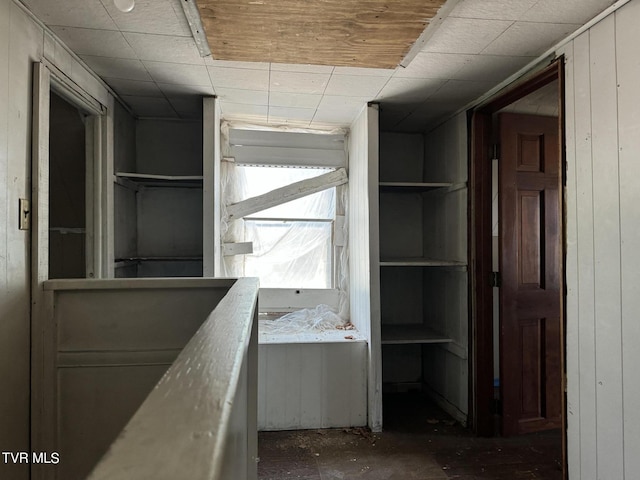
239;166;336;289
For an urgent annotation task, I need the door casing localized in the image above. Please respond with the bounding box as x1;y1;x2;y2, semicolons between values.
469;58;566;458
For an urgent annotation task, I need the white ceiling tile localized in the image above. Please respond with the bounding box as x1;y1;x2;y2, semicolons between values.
23;0;117;30
99;0;192;36
124;32;204;64
332;66;394;77
394;52;473;79
167;96;203;119
427;79;495;104
451;0;538;21
452;54;533;82
270;63;334;74
269;106;316;123
482;22;580;56
51;26;137;59
214;87;269;106
323;74;388;97
270;71;331;95
103;77;163;97
376;77;446;104
317;95;370;111
269;92;322;109
157;82;215;96
144;61;211;86
312;107;361;125
521;0;615;24
314;95;368;125
422;17;513;54
79;55;152;81
220;102;268;122
122;95;177;117
204;58;270;70
208;67;270;90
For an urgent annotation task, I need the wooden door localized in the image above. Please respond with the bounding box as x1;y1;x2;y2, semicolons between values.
499;113;562;436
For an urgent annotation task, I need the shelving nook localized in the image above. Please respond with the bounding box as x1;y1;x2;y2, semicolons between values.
378;126;468;424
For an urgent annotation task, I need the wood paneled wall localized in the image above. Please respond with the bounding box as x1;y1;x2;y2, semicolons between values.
560;1;640;477
348;105;382;431
0;2;113;478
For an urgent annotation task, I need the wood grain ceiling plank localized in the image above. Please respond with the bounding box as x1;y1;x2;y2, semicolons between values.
196;0;446;68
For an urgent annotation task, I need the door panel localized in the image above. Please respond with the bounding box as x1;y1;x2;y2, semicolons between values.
499;113;562;436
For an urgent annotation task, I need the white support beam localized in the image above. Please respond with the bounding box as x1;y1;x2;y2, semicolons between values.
226;168;347;221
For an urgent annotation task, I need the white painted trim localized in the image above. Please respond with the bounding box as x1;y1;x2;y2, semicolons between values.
222;242;253;256
227;167;348;220
203;96;217;276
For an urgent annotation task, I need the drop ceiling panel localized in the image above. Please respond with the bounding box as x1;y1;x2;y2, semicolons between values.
157;82;215;96
482;22;580;56
197;0;447;68
221;103;269;122
143;61;211;86
23;0;117;30
268;92;323;109
270;63;335;74
421;17;512;54
323;74;388;97
207;66;270;90
104;78;163;97
121;96;177;117
268;106;316;123
522;0;616;24
450;0;538;21
452;54;533;82
377;77;446;104
51;26;137;59
99;0;192;36
269;71;331;95
123;32;204;64
79;55;152;81
213;87;269;106
394;52;473;79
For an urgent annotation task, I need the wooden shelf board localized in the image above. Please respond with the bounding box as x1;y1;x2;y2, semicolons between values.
115;256;203;262
379;258;467;268
381;324;453;345
379;181;452;192
115;172;203;187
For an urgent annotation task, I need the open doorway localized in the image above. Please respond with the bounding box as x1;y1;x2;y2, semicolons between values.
48;92;88;279
471;59;565;473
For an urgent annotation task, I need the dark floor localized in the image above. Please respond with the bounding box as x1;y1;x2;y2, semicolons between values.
258;392;563;479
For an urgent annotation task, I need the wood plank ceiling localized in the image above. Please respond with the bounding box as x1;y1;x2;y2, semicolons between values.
196;0;447;69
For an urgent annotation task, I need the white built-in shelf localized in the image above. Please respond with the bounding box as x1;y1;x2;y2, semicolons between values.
115;256;202;265
115;172;203;188
379;181;451;192
379;258;467;269
381;324;453;345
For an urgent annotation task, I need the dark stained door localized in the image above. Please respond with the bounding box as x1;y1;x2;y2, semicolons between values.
499;113;562;436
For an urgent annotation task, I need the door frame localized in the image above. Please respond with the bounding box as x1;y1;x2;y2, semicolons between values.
469;58;566;440
30;60;112;476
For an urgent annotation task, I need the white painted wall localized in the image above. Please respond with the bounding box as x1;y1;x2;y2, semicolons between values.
422;113;469;422
0;2;112;478
560;1;640;478
348;104;382;431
